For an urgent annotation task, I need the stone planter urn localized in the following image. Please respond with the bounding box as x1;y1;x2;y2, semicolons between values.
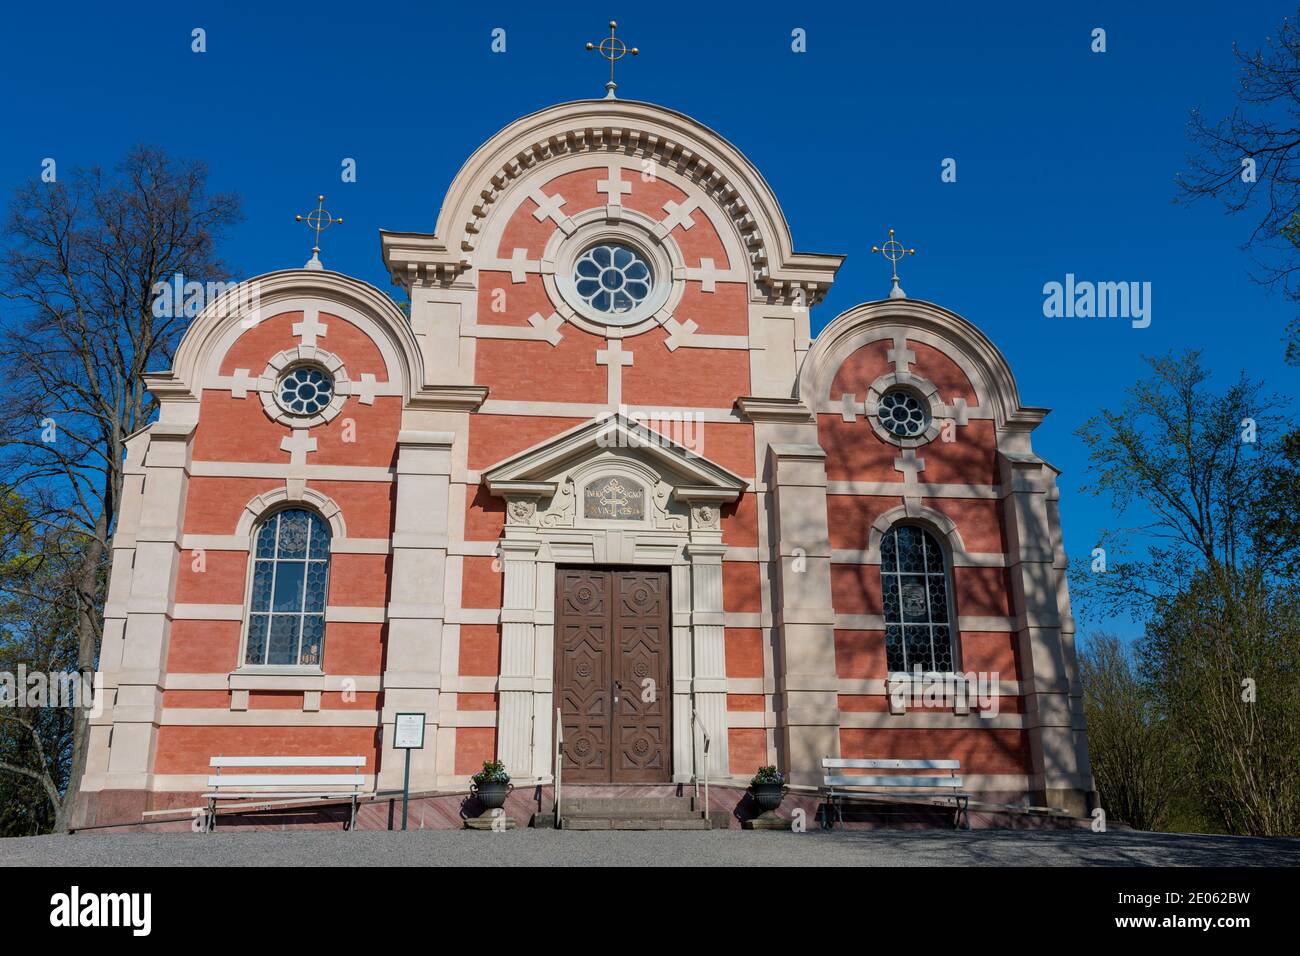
743;766;791;829
750;782;786;814
465;760;516;829
471;781;512;811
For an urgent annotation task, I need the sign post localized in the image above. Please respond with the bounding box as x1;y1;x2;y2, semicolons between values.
393;712;425;831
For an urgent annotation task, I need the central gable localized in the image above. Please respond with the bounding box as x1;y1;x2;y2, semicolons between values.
484;412;744;533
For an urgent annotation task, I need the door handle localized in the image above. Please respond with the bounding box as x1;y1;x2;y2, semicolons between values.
613;679;621;705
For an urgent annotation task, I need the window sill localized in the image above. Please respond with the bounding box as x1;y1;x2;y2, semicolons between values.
229;667;326;691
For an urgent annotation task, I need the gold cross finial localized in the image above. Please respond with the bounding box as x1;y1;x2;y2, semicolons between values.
295;194;343;270
586;20;638;99
870;228;917;299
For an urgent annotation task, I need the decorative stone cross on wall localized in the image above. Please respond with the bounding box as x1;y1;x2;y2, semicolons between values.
596;340;634;406
597;165;632;205
292;310;328;347
280;428;318;467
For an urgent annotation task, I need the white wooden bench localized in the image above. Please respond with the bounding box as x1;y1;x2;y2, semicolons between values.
821;757;971;830
204;756;368;831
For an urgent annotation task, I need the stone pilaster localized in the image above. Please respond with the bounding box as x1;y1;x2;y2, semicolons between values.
684;538;729;782
102;421;195;806
75;429;150;825
497;536;541;780
529;555;556;781
768;443;841;787
377;430;454;792
1000;451;1095;815
670;562;694;783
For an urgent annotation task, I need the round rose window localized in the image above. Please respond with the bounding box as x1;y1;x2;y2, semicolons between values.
878;388;929;438
572;243;653;315
277;365;335;416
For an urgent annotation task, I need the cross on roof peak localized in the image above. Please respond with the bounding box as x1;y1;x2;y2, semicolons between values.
870;227;917;299
586;20;639;99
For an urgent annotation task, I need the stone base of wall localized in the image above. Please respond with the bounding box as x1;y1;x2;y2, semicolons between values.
73;783;1088;833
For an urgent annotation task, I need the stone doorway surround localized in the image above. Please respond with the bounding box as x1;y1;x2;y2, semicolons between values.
482;413;745;786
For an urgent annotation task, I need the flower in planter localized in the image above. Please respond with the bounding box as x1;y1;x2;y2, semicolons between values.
472;759;511;786
750;765;785;787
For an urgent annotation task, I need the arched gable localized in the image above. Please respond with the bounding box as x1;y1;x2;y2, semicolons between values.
798;298;1048;435
154;269;425;406
381;99;843;303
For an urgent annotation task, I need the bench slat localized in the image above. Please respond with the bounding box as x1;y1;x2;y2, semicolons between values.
825;775;963;788
205;792;367;800
210;756;365;768
822;758;960;770
207;774;365;788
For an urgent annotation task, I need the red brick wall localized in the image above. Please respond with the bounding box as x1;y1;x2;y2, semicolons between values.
155;309;397;774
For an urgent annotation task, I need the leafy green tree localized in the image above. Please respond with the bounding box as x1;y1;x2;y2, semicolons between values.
1078;633;1185;831
0;494;81;834
1075;350;1299;835
1141;572;1300;836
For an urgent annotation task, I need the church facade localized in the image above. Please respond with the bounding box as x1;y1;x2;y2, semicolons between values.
76;97;1094;828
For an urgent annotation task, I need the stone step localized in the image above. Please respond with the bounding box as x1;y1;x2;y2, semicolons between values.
562;797;698;815
562;809;703;821
562;817;713;830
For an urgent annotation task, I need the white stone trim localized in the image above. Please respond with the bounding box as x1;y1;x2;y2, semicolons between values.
833;548;1009;568
837;711;1028;730
834;613;1018;632
234;486;347;539
825;480;1001;499
189;461;394;482
163;672;382;692
475;400;744;421
160;709;380;727
836;677;1022;696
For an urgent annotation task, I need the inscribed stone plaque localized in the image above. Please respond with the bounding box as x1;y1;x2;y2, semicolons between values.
584;477;645;520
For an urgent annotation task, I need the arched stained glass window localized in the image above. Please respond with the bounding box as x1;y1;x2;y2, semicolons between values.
244;509;331;667
880;524;956;673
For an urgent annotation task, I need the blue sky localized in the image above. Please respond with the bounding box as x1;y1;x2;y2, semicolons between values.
3;0;1297;639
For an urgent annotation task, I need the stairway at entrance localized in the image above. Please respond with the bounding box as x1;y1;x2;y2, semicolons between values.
560;788;712;830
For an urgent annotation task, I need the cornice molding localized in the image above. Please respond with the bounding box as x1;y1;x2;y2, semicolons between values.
734;395;814;423
406;384;489;413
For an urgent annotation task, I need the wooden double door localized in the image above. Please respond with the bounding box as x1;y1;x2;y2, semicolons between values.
555;568;672;783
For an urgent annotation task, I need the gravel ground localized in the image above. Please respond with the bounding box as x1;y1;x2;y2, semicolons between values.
3;827;1297;867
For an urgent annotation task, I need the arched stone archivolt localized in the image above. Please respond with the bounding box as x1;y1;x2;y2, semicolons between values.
866;503;967;563
234;485;348;541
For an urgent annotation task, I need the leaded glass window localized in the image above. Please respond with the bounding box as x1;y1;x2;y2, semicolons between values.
245;509;330;666
880;524;955;672
877;387;929;438
573;243;653;315
277;365;335;416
